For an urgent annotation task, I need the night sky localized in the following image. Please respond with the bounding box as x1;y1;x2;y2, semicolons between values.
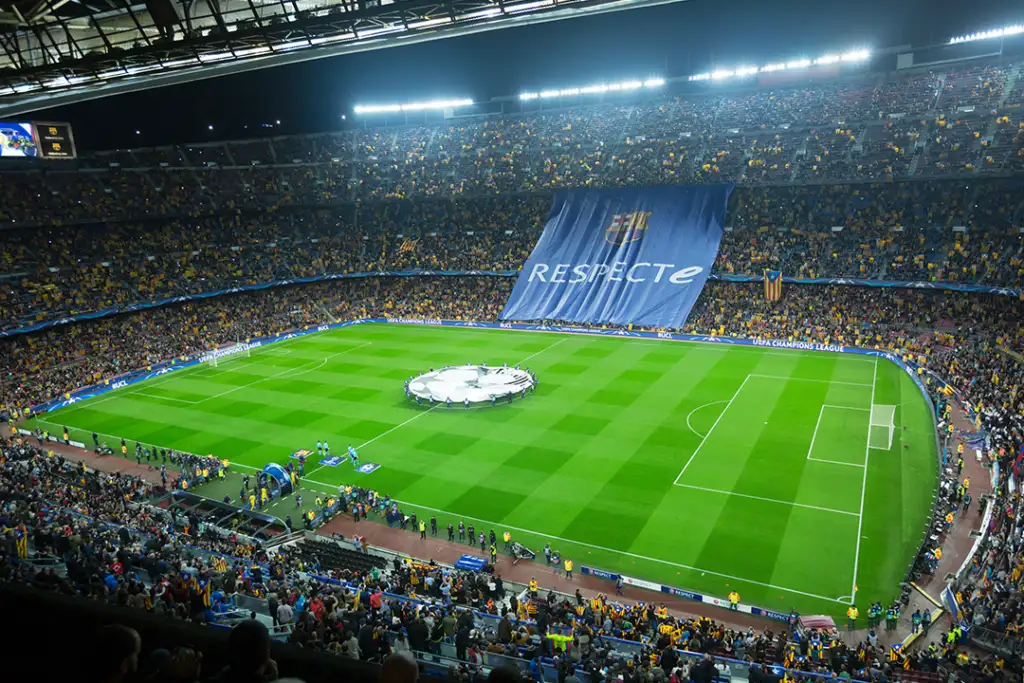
27;0;1024;150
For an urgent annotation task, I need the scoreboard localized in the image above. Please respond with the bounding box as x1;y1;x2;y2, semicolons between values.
0;120;76;160
33;122;76;159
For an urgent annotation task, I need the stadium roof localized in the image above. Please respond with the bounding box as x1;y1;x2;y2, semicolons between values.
0;0;690;118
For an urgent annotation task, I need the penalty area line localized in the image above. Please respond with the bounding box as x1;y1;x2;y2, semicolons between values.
672;483;860;517
194;342;372;405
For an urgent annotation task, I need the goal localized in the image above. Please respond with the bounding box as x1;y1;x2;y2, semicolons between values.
205;342;251;368
869;404;897;450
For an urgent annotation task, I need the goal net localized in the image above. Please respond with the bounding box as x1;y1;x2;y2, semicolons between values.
204;342;251;368
869;404;896;450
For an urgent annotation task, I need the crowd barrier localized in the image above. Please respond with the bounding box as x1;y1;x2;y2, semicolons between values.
966;625;1023;657
3;269;1019;339
579;566;789;623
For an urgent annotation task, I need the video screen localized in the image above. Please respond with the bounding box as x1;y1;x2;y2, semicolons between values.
0;122;37;157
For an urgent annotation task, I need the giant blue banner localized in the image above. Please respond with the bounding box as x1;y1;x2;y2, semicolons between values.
3;269;1020;340
499;186;733;328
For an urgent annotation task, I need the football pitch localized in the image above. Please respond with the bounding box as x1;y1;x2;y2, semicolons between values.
29;323;938;617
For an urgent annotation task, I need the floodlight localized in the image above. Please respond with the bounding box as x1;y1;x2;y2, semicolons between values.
949;24;1024;44
353;99;473;115
519;78;663;100
786;59;812;69
840;49;871;62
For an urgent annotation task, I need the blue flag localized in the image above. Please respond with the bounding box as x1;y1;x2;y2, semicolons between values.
500;185;732;328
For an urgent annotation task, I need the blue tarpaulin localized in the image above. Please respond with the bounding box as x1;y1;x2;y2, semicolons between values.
500;186;733;329
455;554;488;572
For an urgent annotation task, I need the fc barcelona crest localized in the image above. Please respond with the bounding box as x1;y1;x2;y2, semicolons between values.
605;212;651;246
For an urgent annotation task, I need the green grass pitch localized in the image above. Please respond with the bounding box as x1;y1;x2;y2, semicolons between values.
28;323;938;617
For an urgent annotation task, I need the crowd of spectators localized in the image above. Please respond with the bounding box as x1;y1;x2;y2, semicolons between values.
24;61;1018;216
0;61;1019;332
0;179;1021;331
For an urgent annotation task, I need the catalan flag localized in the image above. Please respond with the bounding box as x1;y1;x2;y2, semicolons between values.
764;270;783;301
14;527;28;559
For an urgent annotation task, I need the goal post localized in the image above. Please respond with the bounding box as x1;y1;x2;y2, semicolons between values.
869;404;897;450
204;342;251;369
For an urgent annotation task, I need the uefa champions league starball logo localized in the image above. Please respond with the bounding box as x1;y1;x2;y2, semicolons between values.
406;365;536;406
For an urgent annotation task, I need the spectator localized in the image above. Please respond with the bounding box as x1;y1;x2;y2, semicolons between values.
92;624;141;683
215;620;277;683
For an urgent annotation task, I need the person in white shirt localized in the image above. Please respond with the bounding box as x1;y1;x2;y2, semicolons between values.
276;602;294;624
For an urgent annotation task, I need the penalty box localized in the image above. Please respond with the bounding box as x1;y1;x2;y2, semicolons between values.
675;373;878;506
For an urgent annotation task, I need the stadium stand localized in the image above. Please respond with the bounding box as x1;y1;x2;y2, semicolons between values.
1;52;1023;683
291;537;388;575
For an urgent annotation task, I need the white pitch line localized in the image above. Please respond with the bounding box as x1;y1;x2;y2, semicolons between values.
806;405;826;462
685;400;729;439
673;375;750;484
228;458;851;602
807;405;870;464
47;332;328;417
672;483;860;517
305;336;570;478
850;358;878;604
517;336;570;364
194;342;372;405
808;457;866;468
276;473;847;606
748;374;872;387
345;405;442;463
132;392;199;404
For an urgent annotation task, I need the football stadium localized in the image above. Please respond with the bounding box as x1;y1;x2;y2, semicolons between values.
1;1;1023;681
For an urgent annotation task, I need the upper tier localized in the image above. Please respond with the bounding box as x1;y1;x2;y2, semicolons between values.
0;60;1023;228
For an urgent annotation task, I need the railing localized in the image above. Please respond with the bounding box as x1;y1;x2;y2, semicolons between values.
967;625;1024;657
264;529;306;549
